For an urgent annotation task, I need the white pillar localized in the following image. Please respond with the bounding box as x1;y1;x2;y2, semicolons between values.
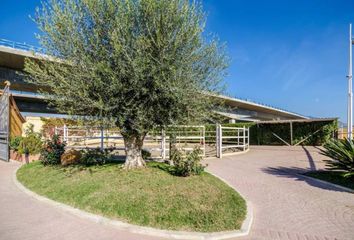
63;124;68;142
161;129;166;160
243;126;246;151
348;23;353;140
216;124;222;158
247;127;250;149
202;126;205;157
100;127;104;151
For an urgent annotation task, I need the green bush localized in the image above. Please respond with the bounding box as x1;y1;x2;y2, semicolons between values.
171;147;206;177
80;148;112;166
9;136;23;151
40;134;66;165
320;139;354;177
250;120;337;146
18;124;42;155
142;149;151;160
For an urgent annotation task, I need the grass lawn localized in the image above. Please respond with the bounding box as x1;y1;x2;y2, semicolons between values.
304;171;354;190
17;161;246;232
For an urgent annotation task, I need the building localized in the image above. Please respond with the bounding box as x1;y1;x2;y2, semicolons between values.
0;39;308;128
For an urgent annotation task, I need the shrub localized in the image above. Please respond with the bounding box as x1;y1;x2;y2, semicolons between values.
320;139;354;177
18;124;42;155
171;147;206;177
61;149;82;166
9;136;23;151
142;149;151;160
80;148;112;166
40;134;66;165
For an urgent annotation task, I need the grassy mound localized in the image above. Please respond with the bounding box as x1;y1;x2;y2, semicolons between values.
17;161;246;232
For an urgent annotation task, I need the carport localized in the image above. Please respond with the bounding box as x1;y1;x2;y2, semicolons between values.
252;118;338;146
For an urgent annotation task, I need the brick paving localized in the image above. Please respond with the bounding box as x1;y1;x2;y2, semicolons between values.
0;146;353;240
0;161;161;240
205;146;354;240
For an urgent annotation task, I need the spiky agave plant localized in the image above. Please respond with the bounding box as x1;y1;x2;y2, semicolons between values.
320;139;354;177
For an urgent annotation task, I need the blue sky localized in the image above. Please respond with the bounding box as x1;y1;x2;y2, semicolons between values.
0;0;353;121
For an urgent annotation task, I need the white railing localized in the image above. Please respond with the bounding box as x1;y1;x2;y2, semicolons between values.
55;125;206;160
0;38;44;53
55;124;249;159
216;125;249;158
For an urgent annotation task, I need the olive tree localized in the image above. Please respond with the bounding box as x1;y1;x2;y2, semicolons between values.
25;0;228;169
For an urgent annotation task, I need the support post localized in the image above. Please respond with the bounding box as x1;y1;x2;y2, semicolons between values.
348;23;353;140
290;122;293;146
216;124;222;158
161;129;166;160
202;126;205;157
63;124;68;143
243;126;246;151
247;127;250;149
100;127;104;151
237;129;240;146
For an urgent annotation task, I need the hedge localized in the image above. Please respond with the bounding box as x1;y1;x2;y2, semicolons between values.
249;120;338;146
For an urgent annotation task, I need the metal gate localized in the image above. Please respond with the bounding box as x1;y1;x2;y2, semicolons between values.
0;83;10;162
216;125;250;158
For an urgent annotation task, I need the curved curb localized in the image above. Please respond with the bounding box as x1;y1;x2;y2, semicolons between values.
13;165;253;240
297;173;354;194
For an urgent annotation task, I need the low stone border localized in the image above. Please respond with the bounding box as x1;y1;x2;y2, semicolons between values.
297;172;354;194
13;164;253;240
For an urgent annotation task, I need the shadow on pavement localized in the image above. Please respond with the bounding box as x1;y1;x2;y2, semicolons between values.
262;166;352;193
301;146;317;171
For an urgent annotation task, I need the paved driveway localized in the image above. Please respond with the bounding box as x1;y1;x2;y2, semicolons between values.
0;160;161;240
0;146;353;240
205;146;354;240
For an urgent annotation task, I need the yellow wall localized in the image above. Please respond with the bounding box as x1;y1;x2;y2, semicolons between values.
22;116;44;135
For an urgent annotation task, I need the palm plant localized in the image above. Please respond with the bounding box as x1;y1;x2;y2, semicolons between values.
320;139;354;177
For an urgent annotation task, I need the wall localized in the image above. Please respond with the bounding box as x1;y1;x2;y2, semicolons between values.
22;116;44;135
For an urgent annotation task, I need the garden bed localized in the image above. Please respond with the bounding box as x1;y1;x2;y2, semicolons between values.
17;161;246;232
304;171;354;190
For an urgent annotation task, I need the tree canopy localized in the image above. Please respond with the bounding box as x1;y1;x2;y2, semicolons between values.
25;0;228;168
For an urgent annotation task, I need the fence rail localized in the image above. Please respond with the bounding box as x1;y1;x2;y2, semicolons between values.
0;38;44;53
54;124;249;159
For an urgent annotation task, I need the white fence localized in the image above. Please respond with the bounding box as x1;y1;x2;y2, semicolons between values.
55;124;248;159
55;125;206;159
216;125;250;158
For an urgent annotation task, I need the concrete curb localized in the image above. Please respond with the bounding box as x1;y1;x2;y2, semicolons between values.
205;170;253;236
297;172;354;194
13;165;253;240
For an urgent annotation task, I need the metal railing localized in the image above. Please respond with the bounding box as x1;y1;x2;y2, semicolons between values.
0;38;44;53
55;125;206;160
216;125;249;158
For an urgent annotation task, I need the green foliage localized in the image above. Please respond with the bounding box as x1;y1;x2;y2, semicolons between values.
9;136;23;151
320;139;354;177
171;147;206;177
250;120;337;146
141;149;151;160
304;171;354;190
40;134;66;165
80;148;112;166
25;0;227;142
18;124;43;155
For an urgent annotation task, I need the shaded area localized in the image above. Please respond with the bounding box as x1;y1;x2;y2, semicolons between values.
304;171;354;190
262;166;353;193
301;146;316;171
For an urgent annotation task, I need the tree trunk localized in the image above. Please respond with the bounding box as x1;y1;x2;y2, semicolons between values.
123;134;146;170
